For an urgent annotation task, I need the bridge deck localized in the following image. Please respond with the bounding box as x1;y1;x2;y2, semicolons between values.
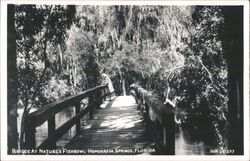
65;96;156;154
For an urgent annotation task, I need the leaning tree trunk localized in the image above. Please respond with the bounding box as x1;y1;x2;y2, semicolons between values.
7;4;18;153
19;100;32;149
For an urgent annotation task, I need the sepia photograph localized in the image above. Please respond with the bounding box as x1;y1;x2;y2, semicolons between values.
1;0;249;161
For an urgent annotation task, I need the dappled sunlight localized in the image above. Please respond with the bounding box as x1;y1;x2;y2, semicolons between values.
97;96;143;131
119;132;135;138
82;124;92;130
95;127;146;133
64;96;155;154
100;115;142;131
103;115;120;120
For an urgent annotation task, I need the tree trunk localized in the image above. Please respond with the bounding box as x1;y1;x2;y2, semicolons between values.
222;6;243;155
7;4;18;153
19;103;31;149
118;69;125;96
122;79;126;96
58;44;63;74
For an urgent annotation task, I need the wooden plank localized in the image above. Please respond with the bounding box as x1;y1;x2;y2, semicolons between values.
65;96;156;154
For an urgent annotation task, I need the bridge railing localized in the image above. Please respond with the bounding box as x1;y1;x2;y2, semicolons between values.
130;84;175;155
24;85;111;150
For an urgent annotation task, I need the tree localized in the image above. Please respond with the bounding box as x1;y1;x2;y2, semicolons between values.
15;4;76;148
7;4;18;153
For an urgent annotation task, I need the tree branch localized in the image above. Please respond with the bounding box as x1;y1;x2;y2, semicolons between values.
166;64;187;80
153;13;167;32
198;57;213;83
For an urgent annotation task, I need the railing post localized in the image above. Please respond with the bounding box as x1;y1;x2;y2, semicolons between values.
48;116;56;149
134;92;138;104
105;86;109;101
97;88;102;109
75;102;81;135
132;87;139;104
101;88;105;104
25;115;36;149
89;94;94;119
144;103;150;130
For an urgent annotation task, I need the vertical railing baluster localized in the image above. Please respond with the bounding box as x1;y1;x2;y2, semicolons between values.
105;85;109;101
48;116;55;136
48;116;56;149
89;94;94;119
145;103;150;130
25;115;36;149
75;102;81;135
134;89;138;104
103;86;106;101
97;88;102;109
101;87;104;105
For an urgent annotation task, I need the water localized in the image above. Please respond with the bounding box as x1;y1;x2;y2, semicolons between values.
175;125;215;155
18;107;214;154
17;107;77;148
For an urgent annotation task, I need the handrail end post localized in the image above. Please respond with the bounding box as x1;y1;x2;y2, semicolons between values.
24;116;36;150
75;102;81;135
48;116;56;149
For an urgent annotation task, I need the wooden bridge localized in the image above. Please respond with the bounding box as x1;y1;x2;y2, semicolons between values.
24;84;175;155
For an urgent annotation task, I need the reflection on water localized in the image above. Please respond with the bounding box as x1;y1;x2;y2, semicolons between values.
175;125;215;155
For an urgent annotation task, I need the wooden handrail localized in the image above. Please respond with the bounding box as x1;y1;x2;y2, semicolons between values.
24;85;111;149
130;84;175;155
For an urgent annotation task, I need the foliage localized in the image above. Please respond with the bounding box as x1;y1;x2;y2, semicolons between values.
166;6;228;148
43;77;70;102
16;5;76;108
16;5;229;149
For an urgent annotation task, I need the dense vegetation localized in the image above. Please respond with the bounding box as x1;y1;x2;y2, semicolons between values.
15;5;228;149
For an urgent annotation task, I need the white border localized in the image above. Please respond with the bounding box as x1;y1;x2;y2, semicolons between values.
1;0;249;161
0;0;249;5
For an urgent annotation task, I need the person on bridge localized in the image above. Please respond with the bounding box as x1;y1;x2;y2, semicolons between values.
101;68;114;100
